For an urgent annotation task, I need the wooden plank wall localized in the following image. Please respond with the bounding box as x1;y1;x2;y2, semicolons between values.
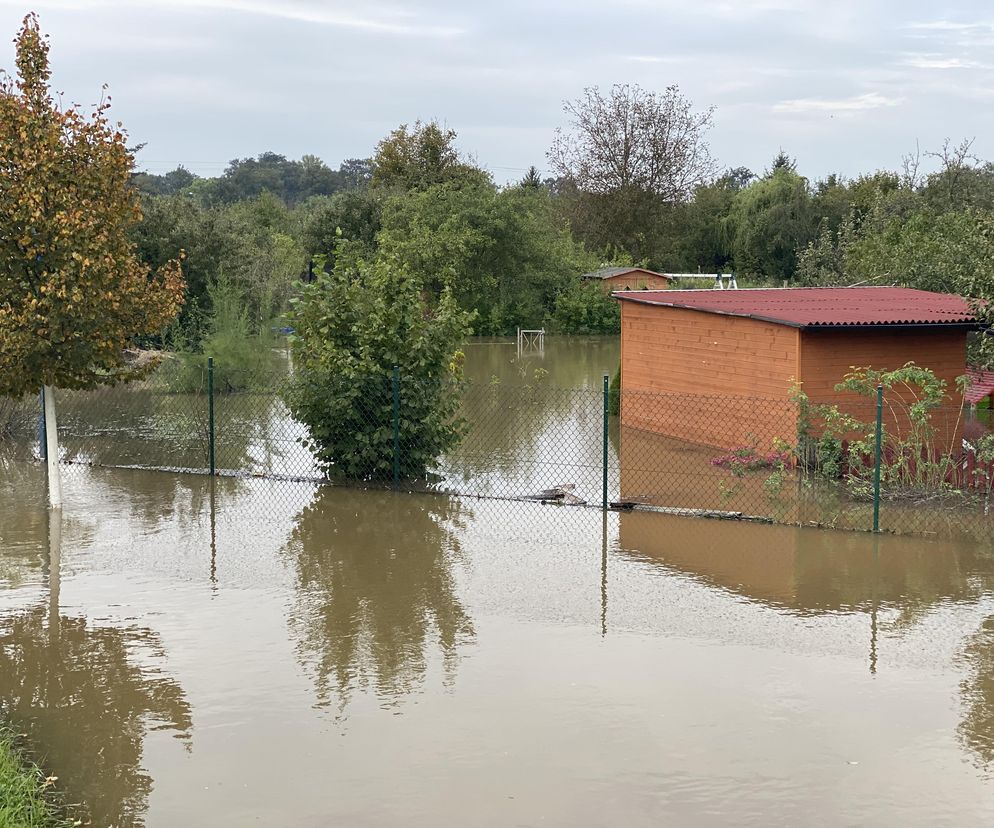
619;302;799;450
799;328;970;454
603;273;671;291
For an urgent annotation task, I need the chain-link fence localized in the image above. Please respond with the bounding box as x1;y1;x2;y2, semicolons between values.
3;362;993;541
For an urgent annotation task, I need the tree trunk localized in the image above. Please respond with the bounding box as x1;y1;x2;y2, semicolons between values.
43;385;62;509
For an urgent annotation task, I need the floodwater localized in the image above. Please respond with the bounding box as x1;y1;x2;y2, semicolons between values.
2;338;994;826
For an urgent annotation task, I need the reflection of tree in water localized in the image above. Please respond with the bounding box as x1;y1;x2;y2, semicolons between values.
285;489;475;710
76;465;238;533
0;454;49;586
959;616;994;770
0;606;192;827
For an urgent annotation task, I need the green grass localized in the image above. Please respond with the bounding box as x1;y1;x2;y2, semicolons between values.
0;728;73;828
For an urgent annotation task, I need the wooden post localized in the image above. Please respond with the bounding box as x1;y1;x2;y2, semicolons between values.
43;385;62;509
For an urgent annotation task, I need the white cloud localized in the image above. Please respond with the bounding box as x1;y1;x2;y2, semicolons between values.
0;0;466;36
902;55;985;70
774;92;902;114
5;0;994;184
622;55;683;64
906;20;993;33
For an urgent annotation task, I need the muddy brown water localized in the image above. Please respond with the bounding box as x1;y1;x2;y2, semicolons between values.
2;338;994;826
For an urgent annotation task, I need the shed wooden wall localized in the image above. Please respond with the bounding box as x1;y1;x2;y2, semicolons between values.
619;302;799;450
599;272;671;292
799;327;969;453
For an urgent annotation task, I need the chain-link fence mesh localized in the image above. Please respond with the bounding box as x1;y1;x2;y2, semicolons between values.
3;362;993;541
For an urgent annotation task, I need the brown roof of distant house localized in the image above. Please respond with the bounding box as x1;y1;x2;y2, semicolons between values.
582;267;670;281
613;287;978;329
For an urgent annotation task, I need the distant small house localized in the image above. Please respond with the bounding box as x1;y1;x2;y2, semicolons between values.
581;267;672;292
613;287;979;452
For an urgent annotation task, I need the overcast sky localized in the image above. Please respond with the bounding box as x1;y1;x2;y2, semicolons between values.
1;0;992;183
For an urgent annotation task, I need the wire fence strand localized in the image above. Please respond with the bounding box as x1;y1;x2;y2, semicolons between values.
2;363;992;542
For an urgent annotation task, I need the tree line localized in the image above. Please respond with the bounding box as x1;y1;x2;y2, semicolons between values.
132;85;994;364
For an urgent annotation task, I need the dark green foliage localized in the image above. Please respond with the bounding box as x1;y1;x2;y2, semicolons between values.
377;171;599;334
210;152;343;206
133;192;305;343
670;169;749;271
728;166;816;282
301;190;381;264
338;157;373;190
520;166;543;188
283;259;472;480
161;279;277;393
552;281;620;334
371;120;470;192
131;165;197;196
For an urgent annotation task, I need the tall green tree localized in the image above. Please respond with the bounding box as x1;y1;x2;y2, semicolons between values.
377;173;598;333
728;165;815;281
371;120;470;192
131;164;197;196
674;167;754;271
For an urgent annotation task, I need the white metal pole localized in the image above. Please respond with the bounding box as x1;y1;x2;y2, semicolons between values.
43;385;62;509
48;506;62;638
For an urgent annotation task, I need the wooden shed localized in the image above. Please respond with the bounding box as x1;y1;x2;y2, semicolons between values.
582;267;672;293
614;287;978;453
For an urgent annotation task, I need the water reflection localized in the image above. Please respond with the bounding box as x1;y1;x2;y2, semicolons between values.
0;454;50;587
960;616;994;770
0;512;192;828
72;465;237;533
617;510;991;618
284;488;475;710
462;337;618;389
55;381;308;479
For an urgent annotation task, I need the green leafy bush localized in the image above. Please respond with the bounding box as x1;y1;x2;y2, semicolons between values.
283;258;471;480
552;281;620;334
162;278;277;393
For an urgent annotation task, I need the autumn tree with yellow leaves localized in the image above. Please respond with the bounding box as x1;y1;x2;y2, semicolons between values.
0;14;184;394
1;14;184;504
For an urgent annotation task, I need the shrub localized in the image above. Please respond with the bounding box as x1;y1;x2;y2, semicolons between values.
161;278;276;393
283;258;471;480
551;281;620;334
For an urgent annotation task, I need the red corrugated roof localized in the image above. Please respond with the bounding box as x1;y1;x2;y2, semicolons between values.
966;368;994;404
612;287;977;328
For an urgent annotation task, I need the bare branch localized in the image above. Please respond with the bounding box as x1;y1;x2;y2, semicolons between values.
547;83;717;202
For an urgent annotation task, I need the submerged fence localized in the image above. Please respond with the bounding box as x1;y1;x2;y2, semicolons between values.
2;361;994;541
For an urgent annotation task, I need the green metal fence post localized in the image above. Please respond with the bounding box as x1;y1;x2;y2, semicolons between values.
872;383;883;533
208;357;216;477
392;366;401;487
602;373;609;511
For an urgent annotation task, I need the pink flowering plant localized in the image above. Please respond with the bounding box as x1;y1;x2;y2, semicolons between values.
710;445;794;477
